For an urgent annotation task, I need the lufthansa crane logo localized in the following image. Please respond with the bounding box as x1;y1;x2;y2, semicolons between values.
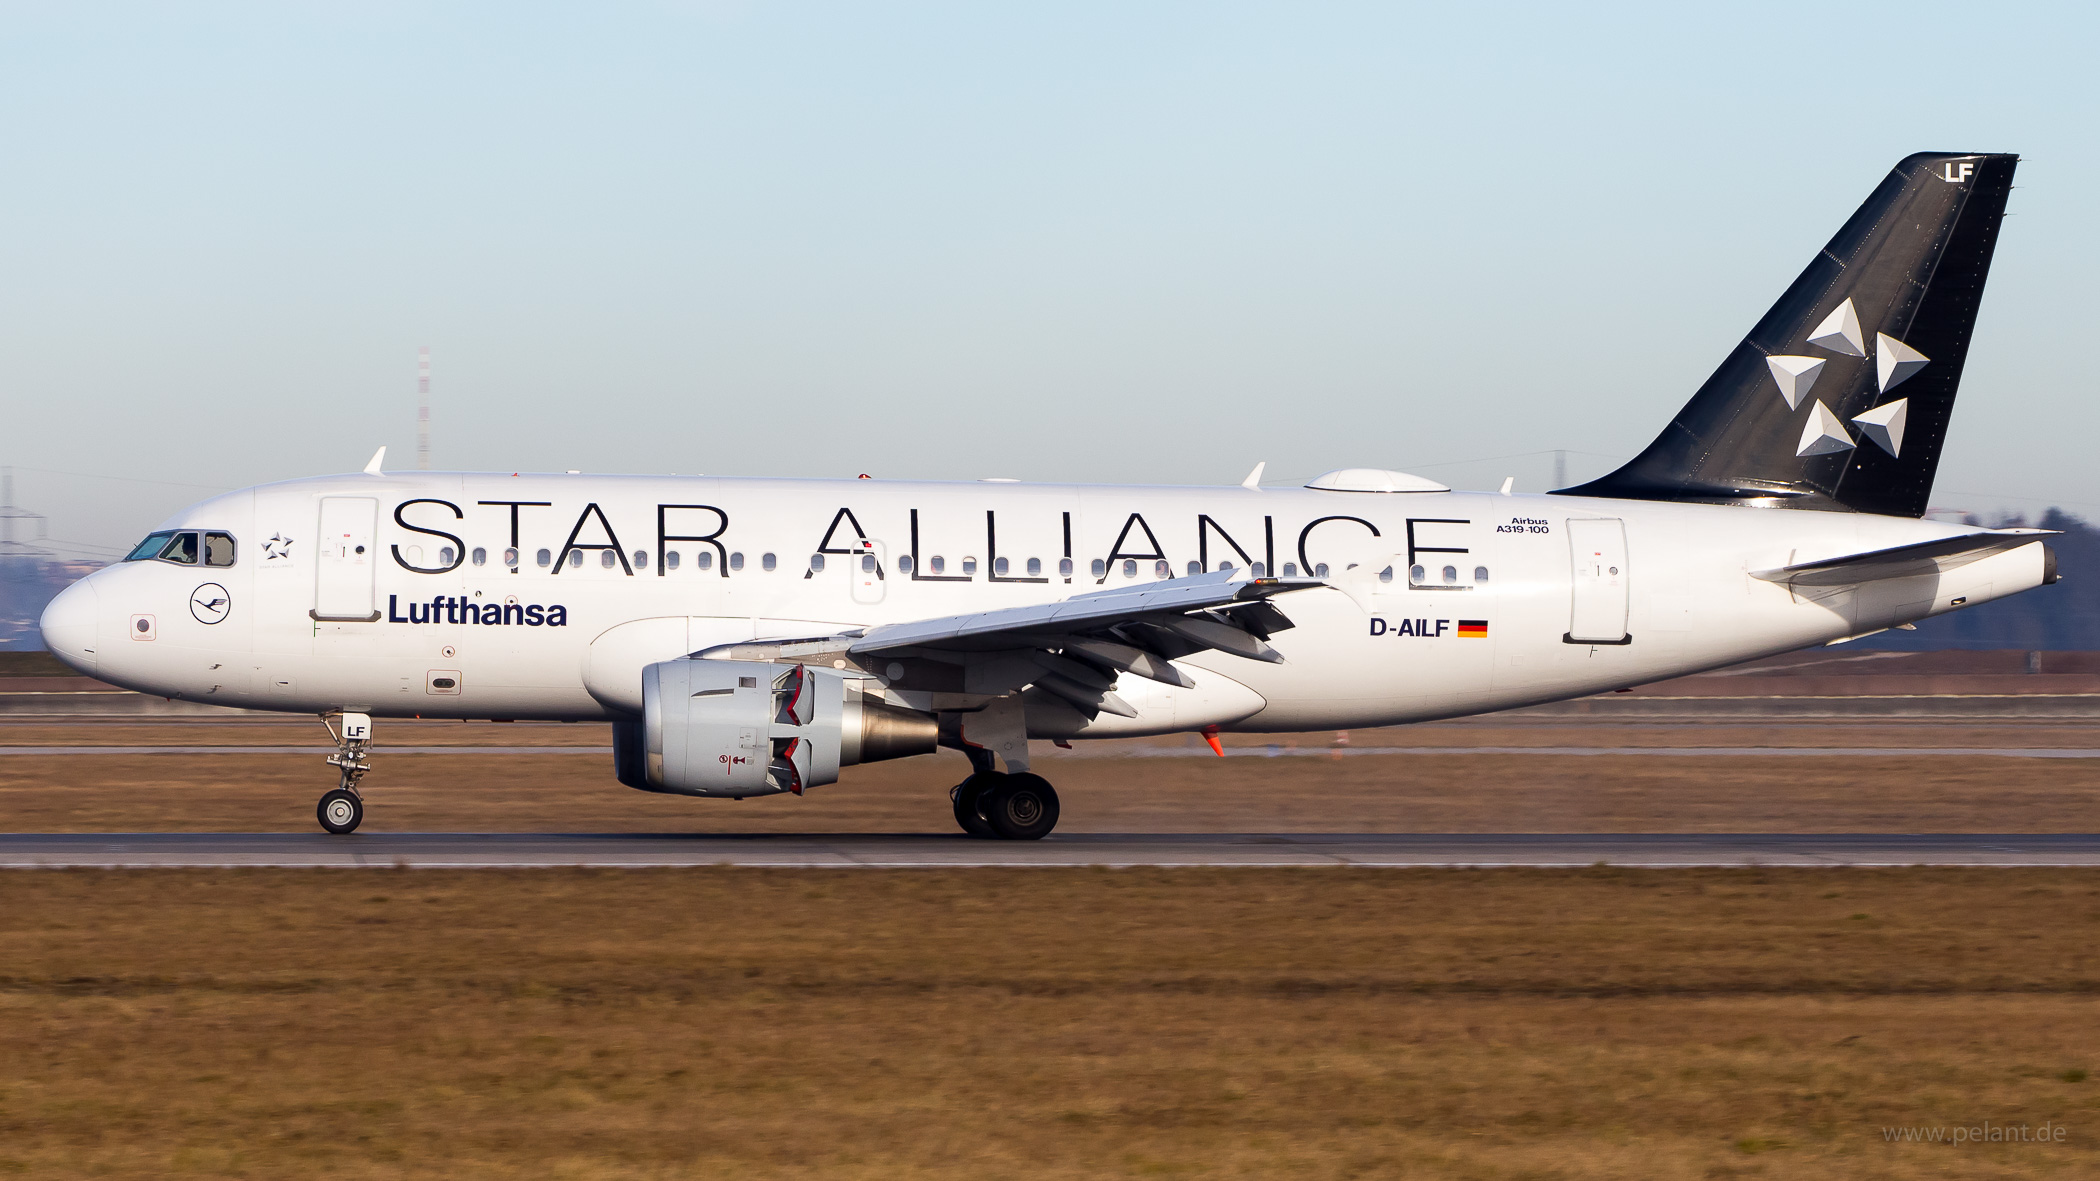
190;583;232;625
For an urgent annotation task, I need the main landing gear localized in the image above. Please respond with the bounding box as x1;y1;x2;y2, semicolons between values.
944;698;1061;840
317;712;373;834
947;701;1061;841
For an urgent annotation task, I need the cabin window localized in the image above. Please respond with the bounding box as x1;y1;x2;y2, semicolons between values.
696;551;713;571
1474;566;1489;582
633;550;648;569
762;553;777;572
1026;557;1042;577
1314;563;1330;578
729;552;745;571
861;554;876;573
1090;558;1106;578
810;553;826;574
502;547;519;568
993;557;1008;576
439;546;457;568
1154;560;1170;578
1251;562;1265;578
665;550;680;570
1283;562;1298;577
930;556;946;575
1409;564;1426;583
1122;559;1137;578
1187;560;1200;576
961;557;977;576
565;550;581;569
536;549;551;567
203;532;236;567
1378;566;1394;584
898;554;913;574
1443;565;1459;584
1059;558;1073;577
1219;560;1235;575
470;547;486;567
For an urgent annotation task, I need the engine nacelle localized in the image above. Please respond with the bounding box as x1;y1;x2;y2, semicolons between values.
613;659;937;798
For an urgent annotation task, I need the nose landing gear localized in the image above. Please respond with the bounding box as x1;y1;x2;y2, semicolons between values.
317;712;373;834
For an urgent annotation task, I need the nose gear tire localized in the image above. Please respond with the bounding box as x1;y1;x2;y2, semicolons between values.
317;789;364;835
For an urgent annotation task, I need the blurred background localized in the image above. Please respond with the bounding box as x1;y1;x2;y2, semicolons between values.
4;1;2096;648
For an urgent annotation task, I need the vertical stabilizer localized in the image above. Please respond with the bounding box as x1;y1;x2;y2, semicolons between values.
1563;153;2017;517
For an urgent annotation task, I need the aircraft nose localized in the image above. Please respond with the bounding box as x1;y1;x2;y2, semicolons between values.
39;577;100;677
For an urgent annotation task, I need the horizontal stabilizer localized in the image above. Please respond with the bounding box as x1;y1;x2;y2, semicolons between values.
1751;529;2052;586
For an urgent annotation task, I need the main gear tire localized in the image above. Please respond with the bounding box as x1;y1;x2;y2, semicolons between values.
951;774;1000;838
980;772;1060;841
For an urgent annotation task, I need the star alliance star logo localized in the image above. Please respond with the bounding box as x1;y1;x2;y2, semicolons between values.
264;533;293;561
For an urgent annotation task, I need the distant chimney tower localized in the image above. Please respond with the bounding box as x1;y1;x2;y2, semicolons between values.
416;346;431;471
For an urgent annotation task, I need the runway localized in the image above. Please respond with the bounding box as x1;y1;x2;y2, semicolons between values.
7;832;2100;867
3;745;2098;758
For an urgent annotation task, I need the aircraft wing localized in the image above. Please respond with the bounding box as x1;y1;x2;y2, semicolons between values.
699;571;1327;718
849;571;1323;656
1750;529;2053;587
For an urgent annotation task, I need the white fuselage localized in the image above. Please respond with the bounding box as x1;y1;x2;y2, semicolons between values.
40;472;2047;736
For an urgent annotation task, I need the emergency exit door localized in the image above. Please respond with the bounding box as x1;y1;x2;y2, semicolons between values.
313;496;381;621
1565;518;1629;644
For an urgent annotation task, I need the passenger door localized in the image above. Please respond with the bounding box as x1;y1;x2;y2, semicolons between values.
1565;518;1629;644
313;496;380;622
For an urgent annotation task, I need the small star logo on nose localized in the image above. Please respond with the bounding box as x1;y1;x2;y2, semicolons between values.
264;534;293;561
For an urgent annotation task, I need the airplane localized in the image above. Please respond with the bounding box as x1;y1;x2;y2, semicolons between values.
39;151;2054;840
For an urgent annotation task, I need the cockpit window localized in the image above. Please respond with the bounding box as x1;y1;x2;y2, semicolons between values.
204;532;236;567
158;533;200;564
123;530;225;566
126;532;177;561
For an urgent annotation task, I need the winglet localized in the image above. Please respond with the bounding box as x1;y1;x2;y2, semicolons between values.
1241;461;1265;490
363;446;387;476
1499;476;1515;495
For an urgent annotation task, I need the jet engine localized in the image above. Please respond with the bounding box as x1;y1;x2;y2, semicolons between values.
613;660;938;798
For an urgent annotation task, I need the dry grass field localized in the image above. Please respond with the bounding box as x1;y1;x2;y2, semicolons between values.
3;718;2099;833
2;868;2098;1179
7;716;2100;1177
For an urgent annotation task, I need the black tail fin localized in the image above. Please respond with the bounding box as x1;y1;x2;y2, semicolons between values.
1563;152;2017;517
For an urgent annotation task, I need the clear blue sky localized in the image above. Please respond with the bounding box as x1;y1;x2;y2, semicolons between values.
3;1;2095;557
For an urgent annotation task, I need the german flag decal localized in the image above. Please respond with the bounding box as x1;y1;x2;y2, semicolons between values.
1457;619;1489;638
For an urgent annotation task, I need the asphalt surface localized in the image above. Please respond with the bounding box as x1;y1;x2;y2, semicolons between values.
6;832;2100;867
4;746;2099;758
